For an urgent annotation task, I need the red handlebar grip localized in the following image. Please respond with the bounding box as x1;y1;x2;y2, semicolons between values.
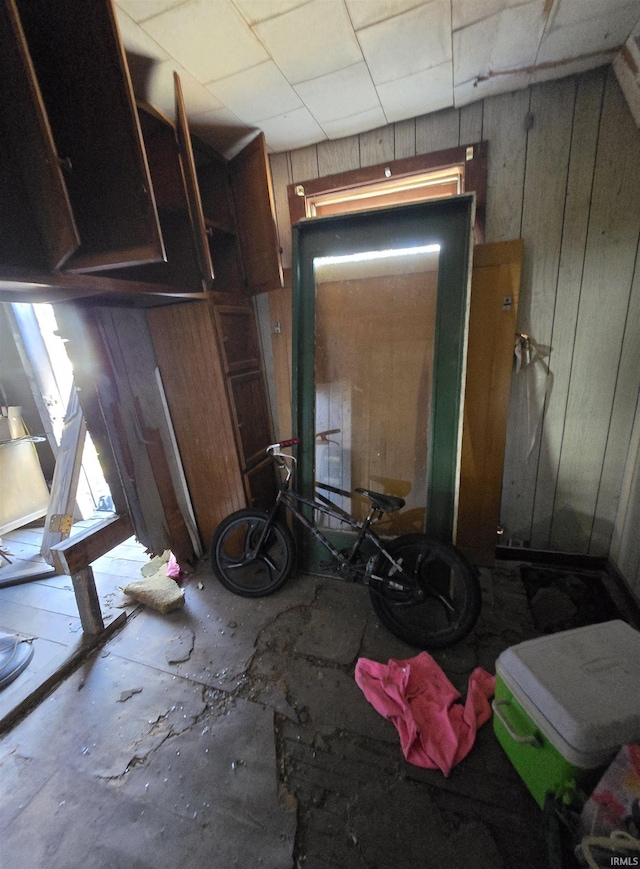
278;438;300;448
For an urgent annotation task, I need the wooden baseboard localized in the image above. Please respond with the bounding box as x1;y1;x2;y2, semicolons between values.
495;546;608;571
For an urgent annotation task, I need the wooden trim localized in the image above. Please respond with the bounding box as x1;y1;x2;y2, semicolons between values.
174;71;214;290
287;142;487;241
50;514;134;575
0;266;218;303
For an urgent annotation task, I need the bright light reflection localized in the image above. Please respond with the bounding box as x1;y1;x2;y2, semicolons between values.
315;244;440;267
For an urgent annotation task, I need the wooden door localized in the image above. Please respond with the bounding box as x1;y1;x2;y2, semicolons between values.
456;239;523;565
0;0;79;271
229;132;283;294
14;0;164;273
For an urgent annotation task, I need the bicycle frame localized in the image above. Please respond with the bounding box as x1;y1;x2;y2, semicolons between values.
253;459;422;599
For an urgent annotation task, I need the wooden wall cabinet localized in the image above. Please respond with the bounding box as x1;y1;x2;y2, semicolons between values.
197;132;284;297
101;96;213;294
0;0;283;555
0;0;283;304
3;0;164;276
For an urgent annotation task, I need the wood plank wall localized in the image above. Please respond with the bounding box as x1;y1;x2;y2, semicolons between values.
265;65;640;570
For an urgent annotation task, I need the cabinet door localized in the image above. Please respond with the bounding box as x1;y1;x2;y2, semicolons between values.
243;458;277;510
0;0;79;271
174;72;214;290
214;306;261;374
228;370;273;470
197;152;245;294
100;103;209;293
14;0;164;273
229;132;283;295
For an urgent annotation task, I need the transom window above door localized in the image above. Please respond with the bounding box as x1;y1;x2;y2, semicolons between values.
287;142;487;242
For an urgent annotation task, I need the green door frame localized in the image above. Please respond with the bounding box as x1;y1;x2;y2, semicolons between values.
291;195;475;554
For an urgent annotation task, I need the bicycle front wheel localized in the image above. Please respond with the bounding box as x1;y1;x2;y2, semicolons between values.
370;534;481;649
210;509;295;597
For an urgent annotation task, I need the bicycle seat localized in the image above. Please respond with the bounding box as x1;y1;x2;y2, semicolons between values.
355;488;405;514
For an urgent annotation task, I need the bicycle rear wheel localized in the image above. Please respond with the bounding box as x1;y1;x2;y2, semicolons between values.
370;534;481;649
210;509;295;597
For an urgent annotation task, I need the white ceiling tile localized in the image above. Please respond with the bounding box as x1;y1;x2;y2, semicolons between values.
258;107;327;152
376;62;453;123
255;0;363;84
538;7;640;64
141;0;268;83
346;0;426;31
207;61;302;123
294;63;380;123
451;0;504;31
549;0;639;29
322;106;388;139
116;0;185;24
357;1;451;86
453;17;494;86
487;1;546;72
115;6;169;60
233;0;310;26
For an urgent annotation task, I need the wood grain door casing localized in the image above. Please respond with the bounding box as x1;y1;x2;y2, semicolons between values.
456;239;523;564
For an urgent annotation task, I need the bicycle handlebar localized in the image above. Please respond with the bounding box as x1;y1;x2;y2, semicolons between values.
267;438;300;454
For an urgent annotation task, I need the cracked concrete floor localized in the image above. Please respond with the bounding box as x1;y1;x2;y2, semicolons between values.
0;560;547;868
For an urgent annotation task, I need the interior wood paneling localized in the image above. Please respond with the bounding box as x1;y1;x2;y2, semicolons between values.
501;77;576;548
552;70;640;555
359;125;395;167
148;301;245;547
416;106;460;154
529;71;605;548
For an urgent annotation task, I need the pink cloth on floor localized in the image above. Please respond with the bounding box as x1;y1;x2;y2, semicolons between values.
355;652;495;776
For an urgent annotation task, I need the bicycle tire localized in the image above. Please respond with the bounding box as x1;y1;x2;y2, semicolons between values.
370;534;481;649
210;509;295;597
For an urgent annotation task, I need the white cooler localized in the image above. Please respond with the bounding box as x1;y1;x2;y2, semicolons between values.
493;619;640;807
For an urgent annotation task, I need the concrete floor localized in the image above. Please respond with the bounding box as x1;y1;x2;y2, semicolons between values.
0;558;548;869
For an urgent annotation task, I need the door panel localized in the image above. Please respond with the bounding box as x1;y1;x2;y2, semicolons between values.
174;71;214;290
456;239;523;564
229;132;283;294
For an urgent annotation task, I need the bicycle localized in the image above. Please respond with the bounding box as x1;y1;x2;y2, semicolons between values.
209;439;482;650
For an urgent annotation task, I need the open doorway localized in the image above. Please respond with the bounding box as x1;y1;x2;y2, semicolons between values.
7;302;113;519
1;302;115;586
